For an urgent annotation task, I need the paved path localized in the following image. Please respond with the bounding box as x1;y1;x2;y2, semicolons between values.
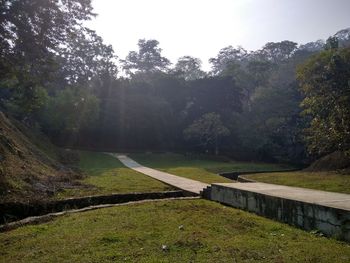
213;182;350;211
112;153;350;210
112;154;209;194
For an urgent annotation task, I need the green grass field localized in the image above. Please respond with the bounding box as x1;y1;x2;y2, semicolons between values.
55;152;174;199
245;171;350;194
1;199;349;263
129;153;291;184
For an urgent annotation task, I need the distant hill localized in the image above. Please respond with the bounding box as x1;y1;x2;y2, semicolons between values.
0;112;82;203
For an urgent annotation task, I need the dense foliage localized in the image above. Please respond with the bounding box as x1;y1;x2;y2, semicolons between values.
1;1;350;164
0;0;114;120
298;47;350;156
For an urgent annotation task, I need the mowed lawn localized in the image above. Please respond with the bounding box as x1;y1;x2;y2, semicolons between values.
55;151;174;199
1;199;349;263
245;171;350;194
129;153;292;184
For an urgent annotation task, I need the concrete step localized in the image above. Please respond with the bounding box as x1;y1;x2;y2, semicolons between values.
200;185;212;199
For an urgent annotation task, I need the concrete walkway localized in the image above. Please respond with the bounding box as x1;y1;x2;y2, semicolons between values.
113;153;350;210
112;154;209;194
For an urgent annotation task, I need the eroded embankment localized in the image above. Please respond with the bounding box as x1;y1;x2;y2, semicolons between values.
0;190;197;228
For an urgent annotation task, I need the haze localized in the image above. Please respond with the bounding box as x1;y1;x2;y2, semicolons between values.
87;0;350;70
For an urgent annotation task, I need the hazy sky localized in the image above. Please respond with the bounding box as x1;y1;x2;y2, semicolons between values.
87;0;350;71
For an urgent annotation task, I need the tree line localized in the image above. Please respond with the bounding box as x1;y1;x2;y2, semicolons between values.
1;0;349;164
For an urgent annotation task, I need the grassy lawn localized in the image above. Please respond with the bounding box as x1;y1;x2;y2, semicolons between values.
245;171;350;194
129;153;292;184
1;199;349;263
55;151;174;199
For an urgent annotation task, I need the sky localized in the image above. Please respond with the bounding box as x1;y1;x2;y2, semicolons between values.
86;0;350;71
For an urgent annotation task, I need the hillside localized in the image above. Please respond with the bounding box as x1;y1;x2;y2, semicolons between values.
306;151;350;172
0;112;82;203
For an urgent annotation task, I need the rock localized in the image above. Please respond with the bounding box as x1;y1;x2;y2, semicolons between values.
161;244;168;252
33;182;50;193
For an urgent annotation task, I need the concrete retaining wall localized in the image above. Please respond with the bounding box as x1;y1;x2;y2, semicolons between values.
206;184;350;241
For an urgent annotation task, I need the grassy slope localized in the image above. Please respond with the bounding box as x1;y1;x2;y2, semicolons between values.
56;152;174;199
1;199;349;263
129;153;291;184
245;171;350;194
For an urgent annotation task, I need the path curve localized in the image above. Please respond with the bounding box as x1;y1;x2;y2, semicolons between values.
113;154;209;194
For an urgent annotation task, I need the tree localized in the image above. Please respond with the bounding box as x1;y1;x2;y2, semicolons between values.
40;87;99;137
297;47;350;156
184;112;230;155
118;94;175;149
209;46;247;75
184;77;242;121
256;41;298;63
246;60;274;87
236;82;305;162
59;27;117;87
325;36;339;50
299;40;325;53
173;56;206;80
122;39;170;75
334;28;350;48
0;0;98;115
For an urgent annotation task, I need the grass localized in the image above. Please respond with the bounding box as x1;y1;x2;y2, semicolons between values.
245;171;350;194
129;153;292;184
1;199;349;262
55;151;174;199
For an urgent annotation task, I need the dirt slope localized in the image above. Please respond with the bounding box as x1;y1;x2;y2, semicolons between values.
306;151;350;172
0;112;81;202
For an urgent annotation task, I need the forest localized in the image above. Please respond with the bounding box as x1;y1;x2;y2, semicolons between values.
2;1;350;262
1;0;350;166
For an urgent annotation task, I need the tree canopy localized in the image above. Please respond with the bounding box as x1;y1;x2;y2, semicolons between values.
184;113;230;155
298;47;350;156
173;56;206;81
2;0;350;165
122;39;171;75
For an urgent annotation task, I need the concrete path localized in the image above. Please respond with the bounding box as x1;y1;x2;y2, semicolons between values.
112;153;350;210
213;182;350;211
112;154;209;194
